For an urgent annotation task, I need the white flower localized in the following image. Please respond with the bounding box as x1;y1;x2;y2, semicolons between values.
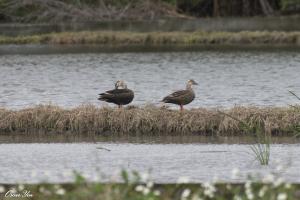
277;193;287;200
141;173;150;182
18;184;24;191
146;181;154;188
153;190;161;196
258;186;268;197
226;184;232;190
245;181;251;190
246;190;254;200
39;187;51;195
0;185;5;193
10;187;17;194
18;184;25;191
273;177;284;187
231;168;240;179
142;187;150;195
284;183;291;189
177;176;190;184
54;185;60;190
135;185;144;192
202;182;216;198
55;188;66;195
234;195;242;200
39;186;46;193
245;181;253;200
262;174;275;183
181;189;191;199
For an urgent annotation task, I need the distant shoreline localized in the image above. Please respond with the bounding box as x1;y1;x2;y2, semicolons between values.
0;31;299;51
1;16;300;37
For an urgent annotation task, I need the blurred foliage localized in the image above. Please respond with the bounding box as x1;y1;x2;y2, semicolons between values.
281;0;300;11
0;170;299;200
0;0;299;22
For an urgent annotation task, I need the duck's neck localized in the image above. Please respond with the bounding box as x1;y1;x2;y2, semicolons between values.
186;83;193;90
116;84;127;89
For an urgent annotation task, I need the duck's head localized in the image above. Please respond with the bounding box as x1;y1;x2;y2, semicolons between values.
186;79;198;89
115;80;127;89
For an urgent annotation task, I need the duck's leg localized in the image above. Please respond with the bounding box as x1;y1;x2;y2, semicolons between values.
180;105;183;111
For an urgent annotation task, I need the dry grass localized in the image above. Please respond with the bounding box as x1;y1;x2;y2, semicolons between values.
0;31;300;46
0;105;299;136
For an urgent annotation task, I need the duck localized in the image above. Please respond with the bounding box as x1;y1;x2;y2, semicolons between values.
162;79;198;111
98;80;134;108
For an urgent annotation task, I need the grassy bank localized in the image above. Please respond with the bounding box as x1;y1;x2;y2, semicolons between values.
0;171;299;200
0;31;299;46
1;105;300;136
1;182;298;200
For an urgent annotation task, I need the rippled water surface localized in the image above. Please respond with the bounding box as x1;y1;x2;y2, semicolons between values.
1;51;300;108
0;143;299;183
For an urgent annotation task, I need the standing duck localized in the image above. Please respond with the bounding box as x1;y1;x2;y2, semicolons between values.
98;80;134;108
162;79;198;111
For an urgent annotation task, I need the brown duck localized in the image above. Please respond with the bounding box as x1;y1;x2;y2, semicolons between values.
98;80;134;108
162;79;198;111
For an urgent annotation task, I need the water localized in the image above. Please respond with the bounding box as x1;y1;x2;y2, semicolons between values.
0;51;300;109
1;49;300;184
0;142;299;183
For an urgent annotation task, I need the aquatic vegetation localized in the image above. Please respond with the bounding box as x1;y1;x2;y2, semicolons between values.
250;138;271;165
0;31;300;46
219;111;271;165
0;104;300;136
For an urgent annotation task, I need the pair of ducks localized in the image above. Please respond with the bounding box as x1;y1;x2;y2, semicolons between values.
98;79;198;111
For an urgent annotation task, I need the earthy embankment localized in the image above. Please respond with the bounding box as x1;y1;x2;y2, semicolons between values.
1;105;299;136
0;31;299;47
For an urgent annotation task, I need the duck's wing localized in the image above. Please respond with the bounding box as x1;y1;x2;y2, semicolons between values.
162;90;188;102
99;89;126;96
98;89;134;102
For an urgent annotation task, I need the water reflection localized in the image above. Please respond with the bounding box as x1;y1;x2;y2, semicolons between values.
0;134;299;144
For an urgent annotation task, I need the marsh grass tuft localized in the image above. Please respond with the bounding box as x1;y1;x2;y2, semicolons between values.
0;105;299;138
289;90;300;137
250;127;271;165
219;110;271;165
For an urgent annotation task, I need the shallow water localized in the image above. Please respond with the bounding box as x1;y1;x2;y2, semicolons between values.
0;50;300;109
0;142;299;183
1;134;300;144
